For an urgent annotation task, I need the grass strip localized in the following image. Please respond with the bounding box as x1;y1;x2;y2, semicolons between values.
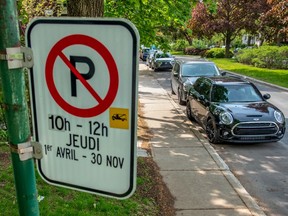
210;58;288;88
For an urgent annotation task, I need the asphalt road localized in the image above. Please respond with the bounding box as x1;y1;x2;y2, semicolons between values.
142;59;288;216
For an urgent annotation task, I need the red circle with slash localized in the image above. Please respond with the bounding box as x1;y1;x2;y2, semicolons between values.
45;34;119;118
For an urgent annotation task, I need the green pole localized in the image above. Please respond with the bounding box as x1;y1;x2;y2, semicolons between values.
0;0;39;215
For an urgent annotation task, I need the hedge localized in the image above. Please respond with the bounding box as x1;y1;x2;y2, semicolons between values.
235;46;288;69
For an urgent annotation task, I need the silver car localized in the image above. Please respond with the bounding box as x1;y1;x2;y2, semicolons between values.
151;51;175;72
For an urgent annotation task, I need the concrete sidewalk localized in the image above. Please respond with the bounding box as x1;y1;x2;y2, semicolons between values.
138;64;266;216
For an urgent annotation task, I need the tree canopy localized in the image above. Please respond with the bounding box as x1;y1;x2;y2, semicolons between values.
104;0;195;49
259;0;288;44
18;0;288;51
188;0;268;57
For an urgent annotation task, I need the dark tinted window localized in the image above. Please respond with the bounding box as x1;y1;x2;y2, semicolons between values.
211;83;263;102
182;63;220;77
194;78;211;99
175;63;180;74
156;53;172;58
193;78;204;92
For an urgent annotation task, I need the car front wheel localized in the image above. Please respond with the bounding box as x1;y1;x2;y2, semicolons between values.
186;101;195;121
206;119;220;144
178;89;186;105
171;83;175;95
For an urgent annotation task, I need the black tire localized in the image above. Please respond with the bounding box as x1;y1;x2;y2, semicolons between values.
178;89;186;105
206;119;220;144
186;102;195;121
171;83;176;95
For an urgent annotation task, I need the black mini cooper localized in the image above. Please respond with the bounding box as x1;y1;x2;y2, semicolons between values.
186;76;286;144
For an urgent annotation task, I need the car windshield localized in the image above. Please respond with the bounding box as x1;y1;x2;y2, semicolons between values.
211;84;263;103
182;63;220;77
156;53;172;58
143;49;150;53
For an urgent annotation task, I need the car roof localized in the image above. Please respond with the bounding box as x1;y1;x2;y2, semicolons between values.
177;59;213;64
204;76;250;85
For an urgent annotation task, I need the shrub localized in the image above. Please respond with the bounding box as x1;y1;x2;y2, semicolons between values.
235;48;256;65
236;46;288;69
171;40;189;51
203;48;233;58
184;47;208;55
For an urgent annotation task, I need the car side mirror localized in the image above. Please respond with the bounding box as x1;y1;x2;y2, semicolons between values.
199;95;210;105
221;71;227;76
199;95;205;100
263;93;271;100
173;72;179;77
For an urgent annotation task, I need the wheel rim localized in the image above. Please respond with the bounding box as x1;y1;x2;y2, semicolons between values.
178;89;181;103
186;103;191;118
206;121;215;141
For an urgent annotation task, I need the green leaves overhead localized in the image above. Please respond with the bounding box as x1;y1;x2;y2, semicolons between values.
19;0;286;50
104;0;195;49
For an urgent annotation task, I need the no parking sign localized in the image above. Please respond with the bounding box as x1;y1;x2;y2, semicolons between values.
26;18;139;198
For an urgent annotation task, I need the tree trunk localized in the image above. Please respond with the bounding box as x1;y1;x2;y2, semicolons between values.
67;0;104;17
183;32;193;46
247;35;252;46
225;34;232;58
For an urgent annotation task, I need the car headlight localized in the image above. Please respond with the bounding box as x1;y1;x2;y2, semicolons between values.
183;82;192;92
219;111;233;125
274;110;284;124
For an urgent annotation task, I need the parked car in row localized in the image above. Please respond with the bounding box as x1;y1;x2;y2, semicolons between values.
146;49;157;68
151;51;175;72
139;47;150;61
186;76;286;144
171;59;224;105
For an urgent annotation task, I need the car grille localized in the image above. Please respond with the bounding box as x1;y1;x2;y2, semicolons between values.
160;62;172;67
232;122;279;136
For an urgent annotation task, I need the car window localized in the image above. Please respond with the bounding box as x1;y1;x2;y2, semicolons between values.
193;78;204;92
173;63;180;74
182;63;220;77
200;81;211;99
156;53;172;58
211;84;263;102
194;79;211;99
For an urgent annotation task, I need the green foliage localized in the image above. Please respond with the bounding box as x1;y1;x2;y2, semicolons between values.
191;39;207;49
204;48;233;58
0;151;159;215
236;46;288;69
104;0;193;49
171;39;189;51
0;92;7;143
20;0;64;28
234;48;256;65
184;47;208;56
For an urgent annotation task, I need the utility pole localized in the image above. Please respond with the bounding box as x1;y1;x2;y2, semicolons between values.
0;0;39;215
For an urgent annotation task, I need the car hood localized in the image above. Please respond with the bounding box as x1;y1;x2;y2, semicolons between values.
219;102;278;121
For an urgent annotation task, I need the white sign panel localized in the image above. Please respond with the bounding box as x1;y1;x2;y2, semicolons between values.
26;18;139;199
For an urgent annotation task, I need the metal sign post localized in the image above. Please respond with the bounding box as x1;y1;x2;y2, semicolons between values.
0;1;39;215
